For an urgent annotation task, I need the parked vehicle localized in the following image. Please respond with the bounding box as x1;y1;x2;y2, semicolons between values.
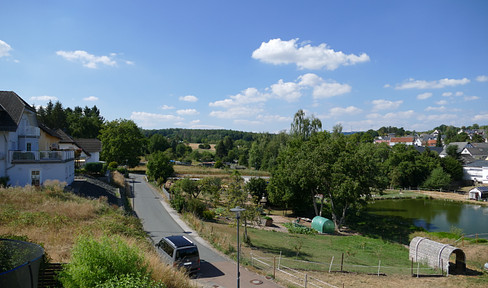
156;235;200;273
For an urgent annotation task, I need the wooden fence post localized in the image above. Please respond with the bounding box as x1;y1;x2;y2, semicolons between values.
411;258;413;276
341;253;344;272
304;274;308;288
329;256;334;273
377;260;381;276
273;256;276;279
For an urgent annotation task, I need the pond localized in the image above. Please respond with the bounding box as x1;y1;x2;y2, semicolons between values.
367;199;488;238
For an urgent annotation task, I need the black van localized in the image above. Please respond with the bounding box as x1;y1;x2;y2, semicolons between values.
156;235;200;273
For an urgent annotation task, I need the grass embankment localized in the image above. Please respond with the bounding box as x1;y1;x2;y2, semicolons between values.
0;183;195;288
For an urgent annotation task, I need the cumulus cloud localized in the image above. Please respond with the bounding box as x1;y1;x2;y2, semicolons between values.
371;99;403;111
442;92;453;97
270;80;302;102
476;75;488;82
425;106;446;112
394;78;470;90
56;50;118;68
312;82;351;99
436;100;448;105
464;95;479;101
210;88;267;108
252;38;370;70
161;105;175;110
210;106;263;119
0;40;12;58
473;114;488;121
176;109;199;115
130;112;183;128
179;95;198;102
329;106;362;117
83;96;98;101
29;95;58;102
417;92;433;100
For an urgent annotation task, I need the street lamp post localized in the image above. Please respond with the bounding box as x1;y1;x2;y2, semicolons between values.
230;206;246;288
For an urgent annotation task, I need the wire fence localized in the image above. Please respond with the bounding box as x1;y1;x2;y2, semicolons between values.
248;251;444;288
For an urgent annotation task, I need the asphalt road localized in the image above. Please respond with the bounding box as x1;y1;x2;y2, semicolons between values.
129;173;283;288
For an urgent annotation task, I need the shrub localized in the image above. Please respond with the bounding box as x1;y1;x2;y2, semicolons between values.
0;176;9;187
108;162;119;171
85;162;104;174
170;194;187;213
202;210;215;221
214;160;224;169
283;222;317;235
58;235;150;288
186;198;206;218
96;273;165;288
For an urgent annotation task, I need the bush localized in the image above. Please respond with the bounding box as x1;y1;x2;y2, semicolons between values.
0;176;9;187
186;198;206;218
58;235;150;288
202;210;215;221
85;162;104;174
108;162;119;171
283;222;317;235
170;194;187;213
96;273;165;288
214;160;224;169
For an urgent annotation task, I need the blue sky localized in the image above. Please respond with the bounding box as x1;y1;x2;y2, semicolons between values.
1;0;487;133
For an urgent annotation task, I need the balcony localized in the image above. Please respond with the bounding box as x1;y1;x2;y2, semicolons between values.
9;150;75;163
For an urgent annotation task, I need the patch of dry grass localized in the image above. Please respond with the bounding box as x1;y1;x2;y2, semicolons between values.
0;184;195;287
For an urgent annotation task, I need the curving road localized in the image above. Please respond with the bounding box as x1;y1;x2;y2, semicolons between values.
129;173;282;288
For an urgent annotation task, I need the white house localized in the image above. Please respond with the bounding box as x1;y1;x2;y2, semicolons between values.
56;129;102;166
463;160;488;184
468;186;488;200
0;91;75;186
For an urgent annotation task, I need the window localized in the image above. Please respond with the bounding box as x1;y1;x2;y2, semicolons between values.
26;143;32;151
31;170;40;186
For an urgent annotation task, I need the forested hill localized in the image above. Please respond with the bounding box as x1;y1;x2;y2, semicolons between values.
143;128;262;143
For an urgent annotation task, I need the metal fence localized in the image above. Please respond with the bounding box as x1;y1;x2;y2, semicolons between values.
249;251;443;288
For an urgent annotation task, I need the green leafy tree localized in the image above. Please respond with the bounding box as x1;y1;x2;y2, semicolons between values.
441;156;463;181
147;151;174;183
147;134;170;154
268;133;383;231
422;167;451;190
99;119;146;167
290;109;322;140
246;177;268;204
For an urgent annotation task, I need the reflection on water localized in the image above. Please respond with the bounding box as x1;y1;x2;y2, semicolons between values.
368;199;488;237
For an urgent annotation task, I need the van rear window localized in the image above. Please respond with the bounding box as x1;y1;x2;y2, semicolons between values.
175;247;198;260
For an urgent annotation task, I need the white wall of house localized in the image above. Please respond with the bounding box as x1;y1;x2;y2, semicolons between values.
464;166;488;184
7;161;75;186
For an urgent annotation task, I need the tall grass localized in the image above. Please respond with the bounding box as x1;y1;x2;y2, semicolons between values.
0;184;196;288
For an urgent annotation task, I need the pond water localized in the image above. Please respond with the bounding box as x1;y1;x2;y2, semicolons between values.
367;199;488;238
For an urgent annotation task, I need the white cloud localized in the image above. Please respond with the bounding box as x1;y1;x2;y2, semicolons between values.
161;105;175;110
473;114;488;121
464;95;479;101
131;112;183;122
298;73;323;86
395;78;470;90
270;79;302;102
179;95;198;102
176;109;199;115
257;114;291;122
436;100;448;105
0;40;12;58
209;88;267;108
425;106;446;112
442;92;453;97
252;38;370;70
210;106;263;119
455;91;464;96
29;95;58;102
476;75;488;82
371;99;403;111
417;92;433;100
56;50;117;68
83;96;98;101
383;110;415;119
312;82;351;99
418;114;457;122
329;106;362;117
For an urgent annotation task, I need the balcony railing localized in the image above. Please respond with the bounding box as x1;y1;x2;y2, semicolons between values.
9;150;75;163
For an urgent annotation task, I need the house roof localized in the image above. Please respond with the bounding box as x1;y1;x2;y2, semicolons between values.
415;146;443;154
39;123;62;139
464;160;488;168
74;138;102;153
55;128;76;143
465;147;488;157
0;91;36;132
470;186;488;193
390;137;414;142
